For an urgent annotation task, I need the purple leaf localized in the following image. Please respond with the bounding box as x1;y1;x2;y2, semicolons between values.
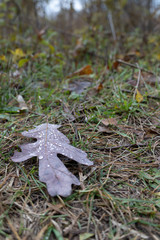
11;123;93;197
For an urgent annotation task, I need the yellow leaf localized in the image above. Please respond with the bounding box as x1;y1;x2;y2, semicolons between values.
136;90;143;103
48;44;55;53
155;53;160;61
11;48;25;61
0;55;7;62
18;58;29;68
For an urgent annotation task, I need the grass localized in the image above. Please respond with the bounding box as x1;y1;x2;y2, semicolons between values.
0;31;160;240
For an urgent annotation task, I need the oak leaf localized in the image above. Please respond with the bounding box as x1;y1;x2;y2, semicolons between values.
11;123;93;197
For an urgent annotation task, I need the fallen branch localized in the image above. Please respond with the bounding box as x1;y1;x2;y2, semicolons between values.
122;89;160;101
117;59;154;74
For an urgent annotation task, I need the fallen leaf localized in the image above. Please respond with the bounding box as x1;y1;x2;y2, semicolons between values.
96;82;103;92
0;114;11;121
66;77;92;94
112;60;119;70
145;74;160;86
80;233;94;240
0;106;20;113
67;65;93;78
98;126;114;134
11;48;25;61
18;58;29;68
133;72;160;86
102;118;117;126
0;55;7;62
16;95;28;112
136;90;143;103
11;123;93;197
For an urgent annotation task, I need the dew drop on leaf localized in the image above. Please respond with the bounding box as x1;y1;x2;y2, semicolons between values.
11;123;93;197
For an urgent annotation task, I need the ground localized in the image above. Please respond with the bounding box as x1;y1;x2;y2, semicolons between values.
0;28;160;240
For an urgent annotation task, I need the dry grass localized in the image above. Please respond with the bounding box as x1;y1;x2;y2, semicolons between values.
0;33;160;240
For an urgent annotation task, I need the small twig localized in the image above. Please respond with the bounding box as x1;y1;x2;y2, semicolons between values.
146;95;160;100
117;59;154;74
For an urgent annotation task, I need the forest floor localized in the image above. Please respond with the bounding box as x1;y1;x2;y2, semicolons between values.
0;28;160;240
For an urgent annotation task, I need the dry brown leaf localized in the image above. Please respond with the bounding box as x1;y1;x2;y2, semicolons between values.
145;74;160;86
66;77;93;94
133;72;160;86
67;65;93;78
102;118;118;126
98;126;115;133
96;82;103;92
112;60;120;70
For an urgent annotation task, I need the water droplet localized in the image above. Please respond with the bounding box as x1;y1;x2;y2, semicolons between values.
47;164;50;167
39;156;43;159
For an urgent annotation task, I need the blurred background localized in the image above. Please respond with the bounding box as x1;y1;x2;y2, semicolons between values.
1;0;160;65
